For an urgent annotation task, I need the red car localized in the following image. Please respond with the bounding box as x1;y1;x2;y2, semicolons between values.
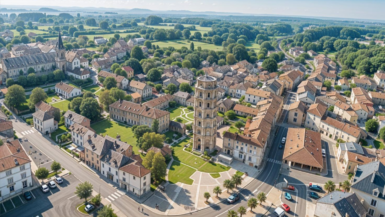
287;185;295;191
282;203;290;212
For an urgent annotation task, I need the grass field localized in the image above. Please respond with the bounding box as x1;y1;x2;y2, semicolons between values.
168;106;185;120
374;139;385;149
51;125;69;142
91;119;139;153
46;94;60;103
168;161;195;185
51;99;71;111
153;39;260;51
38;25;100;31
83;85;101;93
11;29;47;37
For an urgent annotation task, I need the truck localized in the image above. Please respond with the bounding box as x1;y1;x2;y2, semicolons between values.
274;207;285;217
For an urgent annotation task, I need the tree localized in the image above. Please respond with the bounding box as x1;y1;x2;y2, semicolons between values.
70;97;83;113
335;85;342;91
225;110;236;120
147;68;161;81
99;21;109;29
20;36;29;44
145;15;163;25
233;44;248;61
340;70;354;78
5;85;26;109
379;127;385;141
179;83;192;93
143;150;155;169
341;180;351;192
344;91;351;97
262;58;278;72
190;42;194;51
103;77;117;90
155;84;162;92
182;60;192;69
194;31;202;40
6;78;14;87
324;180;336;194
323;81;332;91
51;161;61;175
257;192;266;206
365;119;379;133
125;58;143;73
203;192;211;203
223;179;235;193
134;125;152;138
28;87;48;109
97;204;117;217
111;63;120;72
53;70;65;81
109;88;125;101
213;186;222;198
328;106;334;112
234;121;245;132
166;83;177;95
227;210;238;217
151;119;159;133
80;98;101;121
248;198;258;212
232;174;242;188
151;152;167;183
138;132;165;151
35;167;49;183
27;67;35;74
182;29;191;39
238;206;246;217
144;40;152;49
75;181;93;204
130;46;145;61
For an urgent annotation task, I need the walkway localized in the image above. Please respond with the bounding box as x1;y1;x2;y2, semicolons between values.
172;108;194;124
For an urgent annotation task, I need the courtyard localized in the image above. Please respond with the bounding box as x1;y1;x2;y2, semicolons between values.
168;106;194;124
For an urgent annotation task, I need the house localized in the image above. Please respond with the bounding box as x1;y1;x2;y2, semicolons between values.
63;110;91;128
174;68;194;82
135;74;146;82
173;91;190;106
245;88;272;105
91;58;111;71
217;87;226;100
287;101;307;127
352;75;377;90
278;70;304;91
113;40;129;50
35;101;59;117
262;79;284;96
338;78;350;91
369;91;385;106
307;50;317;57
109;100;170;133
217;98;235;113
163;77;180;88
69;123;94;146
129;80;152;99
337;142;365;161
0;140;33;202
169;121;186;135
131;92;141;104
0;120;13;139
340;150;373;174
104;51;117;63
304;103;327;132
118;160;151;196
289;47;304;57
233;104;259;117
351;87;373;107
320;117;367;143
283;128;323;172
122;66;134;78
94;37;108;45
351;161;385;216
147;145;172;158
279;60;306;73
32;110;58;134
186;97;194;107
67;68;90;80
351;103;374;122
55;82;81;99
98;71;129;90
314;191;366;217
333;101;359;124
326;91;347;103
297;80;317;105
143;94;174;110
374;71;385;88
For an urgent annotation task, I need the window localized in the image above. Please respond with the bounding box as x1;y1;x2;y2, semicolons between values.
143;182;146;186
123;177;126;182
102;164;104;168
371;199;377;207
9;186;14;192
21;172;26;179
294;112;297;117
22;180;27;188
116;171;118;175
368;209;375;216
109;168;111;172
7;177;13;184
293;118;297;123
133;176;136;180
144;176;146;180
248;157;251;161
20;165;25;171
6;170;12;176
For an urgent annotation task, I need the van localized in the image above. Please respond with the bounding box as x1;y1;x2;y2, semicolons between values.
274;207;285;217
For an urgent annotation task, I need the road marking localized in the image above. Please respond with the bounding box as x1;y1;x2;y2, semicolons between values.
108;196;115;201
195;172;203;209
67;195;77;200
9;198;15;208
105;198;111;203
2;203;6;212
113;192;121;197
19;195;24;204
116;191;125;195
111;194;118;199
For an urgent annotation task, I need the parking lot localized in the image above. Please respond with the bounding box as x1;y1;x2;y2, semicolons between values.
21;140;53;172
3;174;85;217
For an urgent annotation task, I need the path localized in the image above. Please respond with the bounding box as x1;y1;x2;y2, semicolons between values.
172;108;194;124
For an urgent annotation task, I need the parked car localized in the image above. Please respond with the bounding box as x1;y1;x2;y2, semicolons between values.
23;191;32;200
281;137;286;144
41;184;49;193
48;180;57;189
284;192;292;200
309;192;320;199
85;204;94;212
322;149;326;158
309;183;322;192
281;203;290;212
287;185;295;191
227;193;240;204
55;177;63;184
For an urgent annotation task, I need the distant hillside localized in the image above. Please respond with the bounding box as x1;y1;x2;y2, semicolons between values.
39;7;59;12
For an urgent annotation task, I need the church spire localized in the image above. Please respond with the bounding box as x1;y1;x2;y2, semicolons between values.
56;31;64;50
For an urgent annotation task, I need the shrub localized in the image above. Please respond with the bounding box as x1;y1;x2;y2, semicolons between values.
359;139;368;146
187;106;193;111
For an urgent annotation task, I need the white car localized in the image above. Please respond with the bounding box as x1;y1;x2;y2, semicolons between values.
322;149;326;158
281;137;286;144
41;184;49;193
85;204;94;212
55;177;63;184
48;180;56;189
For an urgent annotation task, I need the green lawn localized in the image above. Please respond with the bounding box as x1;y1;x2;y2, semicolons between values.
91;119;139;153
46;94;60;103
83;85;100;93
168;106;186;120
210;173;220;178
374;139;385;149
187;112;194;120
51;100;71;111
199;162;230;173
51;125;69;142
153;39;260;51
95;88;104;96
228;126;240;133
11;29;47;36
168;161;195;185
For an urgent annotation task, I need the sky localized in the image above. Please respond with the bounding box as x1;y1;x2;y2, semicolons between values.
1;0;384;21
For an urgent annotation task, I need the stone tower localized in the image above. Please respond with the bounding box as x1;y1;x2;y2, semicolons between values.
193;74;218;153
55;31;66;72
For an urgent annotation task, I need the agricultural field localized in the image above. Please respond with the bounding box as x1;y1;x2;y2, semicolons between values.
11;29;47;37
153;39;260;51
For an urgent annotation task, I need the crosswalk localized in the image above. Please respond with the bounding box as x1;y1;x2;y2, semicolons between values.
266;158;282;164
105;191;125;203
20;129;35;135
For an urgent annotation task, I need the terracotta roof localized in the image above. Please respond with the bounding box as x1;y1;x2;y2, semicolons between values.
110;100;169;119
346;151;373;165
131;92;141;99
297;80;317;95
119;162;151;178
334;101;350;111
98;70;126;83
370;91;385;99
351;103;369;113
130;80;147;90
0;120;12;132
279;70;303;82
223;131;265;148
217;99;235;111
339;78;349;85
246;88;272;98
35;101;57;113
147;145;172;157
233;104;259;116
322;117;363;138
55;82;76;94
374;72;385;80
307;103;327;117
65;51;78;63
143;94;174;108
326;91;346;103
288;101;307;113
64;110;90;126
283;128;323;169
69;123;93;136
0;140;31;172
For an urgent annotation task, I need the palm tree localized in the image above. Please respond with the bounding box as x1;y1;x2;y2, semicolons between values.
238;206;246;217
232;174;242;188
325;180;336;193
338;182;342;190
341;180;351;192
204;192;211;202
227;210;238;217
247;198;258;212
213;186;222;198
223;179;235;193
257;192;266;206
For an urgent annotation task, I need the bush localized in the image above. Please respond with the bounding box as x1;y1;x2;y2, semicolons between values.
359;139;368;146
91;194;101;206
187;106;193;111
165;137;173;144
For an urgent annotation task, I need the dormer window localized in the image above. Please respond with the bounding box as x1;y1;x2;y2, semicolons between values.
373;189;379;197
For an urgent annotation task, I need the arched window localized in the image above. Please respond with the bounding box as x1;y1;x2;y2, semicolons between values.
199;92;202;97
208;93;210;98
207;103;210;108
206;131;210;136
206;114;209;118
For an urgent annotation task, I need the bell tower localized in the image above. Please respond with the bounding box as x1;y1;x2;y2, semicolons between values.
55;31;66;72
193;73;218;153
